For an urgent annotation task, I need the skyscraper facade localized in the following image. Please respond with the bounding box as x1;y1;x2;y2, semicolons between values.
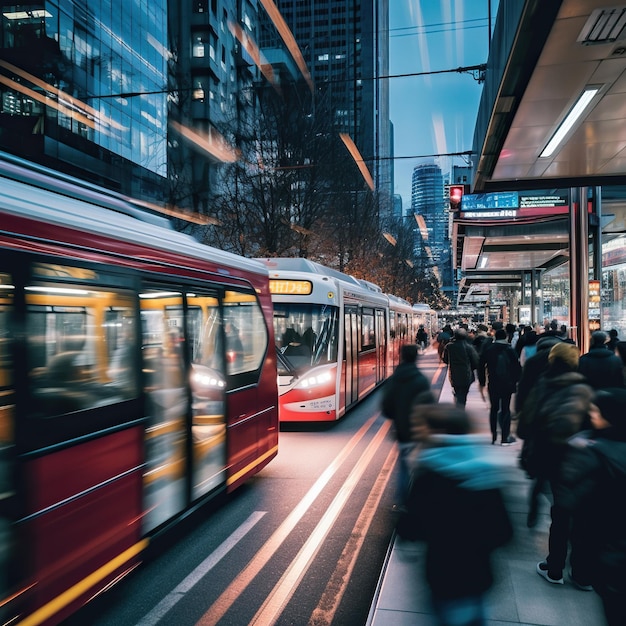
259;0;392;210
411;162;447;265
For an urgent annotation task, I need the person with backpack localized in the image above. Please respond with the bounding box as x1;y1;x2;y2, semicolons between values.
416;325;429;354
478;328;522;445
516;342;594;586
436;324;453;362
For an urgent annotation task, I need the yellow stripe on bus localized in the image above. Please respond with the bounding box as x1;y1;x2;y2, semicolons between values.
226;445;278;487
17;539;149;626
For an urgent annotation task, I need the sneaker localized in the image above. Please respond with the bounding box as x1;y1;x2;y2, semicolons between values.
501;436;518;446
569;570;593;591
537;561;564;584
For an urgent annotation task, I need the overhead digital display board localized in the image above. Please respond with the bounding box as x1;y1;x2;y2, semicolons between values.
460;189;571;218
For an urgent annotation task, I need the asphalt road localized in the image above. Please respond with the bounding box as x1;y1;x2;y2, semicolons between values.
65;350;445;626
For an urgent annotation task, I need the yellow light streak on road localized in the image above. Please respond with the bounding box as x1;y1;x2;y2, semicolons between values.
250;419;392;625
196;414;380;625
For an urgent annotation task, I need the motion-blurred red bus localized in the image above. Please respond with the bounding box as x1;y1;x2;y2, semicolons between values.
0;153;278;625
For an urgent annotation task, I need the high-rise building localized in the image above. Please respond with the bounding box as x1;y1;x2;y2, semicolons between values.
168;0;260;214
0;1;169;200
411;161;455;299
411;162;447;262
259;0;392;212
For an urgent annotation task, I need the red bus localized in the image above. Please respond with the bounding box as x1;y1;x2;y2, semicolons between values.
0;154;278;625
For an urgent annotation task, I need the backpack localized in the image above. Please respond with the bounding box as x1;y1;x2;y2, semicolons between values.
495;350;510;380
492;348;517;391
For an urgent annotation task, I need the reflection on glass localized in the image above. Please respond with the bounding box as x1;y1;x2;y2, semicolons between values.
140;293;187;531
223;290;268;376
186;297;227;500
26;282;139;416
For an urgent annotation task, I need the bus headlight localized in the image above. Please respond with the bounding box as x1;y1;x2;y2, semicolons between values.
294;369;333;390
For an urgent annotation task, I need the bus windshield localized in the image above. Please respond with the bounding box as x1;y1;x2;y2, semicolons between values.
273;303;339;372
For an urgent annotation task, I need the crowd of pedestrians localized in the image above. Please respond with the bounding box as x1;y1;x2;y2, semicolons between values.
382;320;626;626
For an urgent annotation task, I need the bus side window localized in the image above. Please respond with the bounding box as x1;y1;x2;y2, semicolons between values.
26;281;139;417
223;289;268;380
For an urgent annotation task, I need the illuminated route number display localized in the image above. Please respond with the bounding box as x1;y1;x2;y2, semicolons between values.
269;280;313;295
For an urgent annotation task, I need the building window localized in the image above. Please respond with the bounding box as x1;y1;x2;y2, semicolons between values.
193;0;208;12
193;35;206;57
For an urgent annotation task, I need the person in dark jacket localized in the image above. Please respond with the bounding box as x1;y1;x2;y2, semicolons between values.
436;324;453;361
515;334;564;414
516;334;572;527
558;388;626;624
472;323;489;354
398;402;512;626
517;342;594;585
442;328;479;407
578;330;624;390
381;344;434;507
478;328;522;445
606;328;619;353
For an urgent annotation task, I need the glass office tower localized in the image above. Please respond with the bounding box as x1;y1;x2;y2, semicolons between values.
0;1;168;199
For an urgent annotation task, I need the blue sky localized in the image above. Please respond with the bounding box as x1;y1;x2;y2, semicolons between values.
389;1;499;210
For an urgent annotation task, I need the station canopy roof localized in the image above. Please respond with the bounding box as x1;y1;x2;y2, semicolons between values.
456;0;626;306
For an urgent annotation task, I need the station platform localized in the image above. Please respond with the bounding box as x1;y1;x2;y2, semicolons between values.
367;365;606;626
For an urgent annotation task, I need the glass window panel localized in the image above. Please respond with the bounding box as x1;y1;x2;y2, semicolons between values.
223;290;267;377
139;288;187;531
25;279;139;417
361;308;375;350
186;293;226;499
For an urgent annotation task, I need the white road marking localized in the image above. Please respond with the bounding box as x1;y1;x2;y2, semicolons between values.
250;419;392;625
136;511;266;626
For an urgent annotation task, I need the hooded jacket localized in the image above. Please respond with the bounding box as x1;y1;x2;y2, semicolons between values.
516;371;593;479
397;434;512;600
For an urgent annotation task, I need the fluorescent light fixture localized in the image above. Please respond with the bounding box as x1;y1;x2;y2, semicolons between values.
139;291;181;299
25;286;90;295
479;255;489;268
540;87;600;158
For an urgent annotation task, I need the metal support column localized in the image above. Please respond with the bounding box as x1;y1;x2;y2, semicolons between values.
533;269;544;325
530;269;537;325
592;186;603;280
569;187;590;353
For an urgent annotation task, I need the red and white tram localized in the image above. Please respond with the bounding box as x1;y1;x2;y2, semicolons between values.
0;154;278;625
257;257;428;422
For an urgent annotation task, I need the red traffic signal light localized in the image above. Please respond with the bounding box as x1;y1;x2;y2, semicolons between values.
449;185;466;211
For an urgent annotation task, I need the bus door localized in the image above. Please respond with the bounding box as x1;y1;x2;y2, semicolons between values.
376;308;386;383
344;306;359;409
140;287;189;532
